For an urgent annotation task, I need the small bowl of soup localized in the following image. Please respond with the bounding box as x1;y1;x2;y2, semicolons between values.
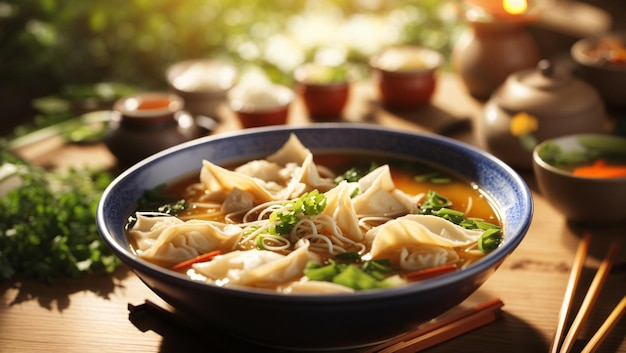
370;46;443;110
533;133;626;224
97;124;532;350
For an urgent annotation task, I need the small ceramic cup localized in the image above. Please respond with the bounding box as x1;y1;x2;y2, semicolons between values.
165;59;238;120
370;46;443;110
228;83;294;128
294;63;350;121
104;92;201;166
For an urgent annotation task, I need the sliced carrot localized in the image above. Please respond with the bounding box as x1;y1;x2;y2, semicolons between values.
573;159;626;178
404;264;458;282
171;250;223;271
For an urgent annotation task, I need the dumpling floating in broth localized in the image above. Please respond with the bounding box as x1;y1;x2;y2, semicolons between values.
128;214;242;266
366;214;483;271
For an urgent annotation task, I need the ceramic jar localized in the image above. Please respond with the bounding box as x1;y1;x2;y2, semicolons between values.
104;92;202;167
476;60;609;169
452;18;540;100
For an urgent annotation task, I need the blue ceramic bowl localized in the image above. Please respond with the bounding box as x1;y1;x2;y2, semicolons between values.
97;124;533;350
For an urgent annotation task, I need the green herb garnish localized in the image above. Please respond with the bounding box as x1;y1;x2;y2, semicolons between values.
418;190;503;253
0;152;120;282
334;163;379;184
268;190;326;236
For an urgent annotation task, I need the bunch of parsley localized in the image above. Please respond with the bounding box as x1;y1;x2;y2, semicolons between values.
0;150;121;282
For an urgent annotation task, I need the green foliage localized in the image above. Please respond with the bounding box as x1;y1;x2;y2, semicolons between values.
0;151;120;282
1;0;457;92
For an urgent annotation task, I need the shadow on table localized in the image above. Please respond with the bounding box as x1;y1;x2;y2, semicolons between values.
1;265;131;311
127;298;549;353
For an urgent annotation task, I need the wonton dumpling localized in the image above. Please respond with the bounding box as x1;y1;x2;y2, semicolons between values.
398;245;460;271
193;245;321;288
127;214;243;265
221;187;255;215
353;165;416;216
322;181;363;241
366;214;483;270
199;134;335;203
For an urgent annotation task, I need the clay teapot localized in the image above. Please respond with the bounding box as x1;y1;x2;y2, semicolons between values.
475;60;609;169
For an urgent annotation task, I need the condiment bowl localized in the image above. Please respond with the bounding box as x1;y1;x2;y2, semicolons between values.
571;31;626;108
532;133;626;224
294;63;350;121
165;59;238;119
97;124;532;350
228;83;294;128
370;46;443;110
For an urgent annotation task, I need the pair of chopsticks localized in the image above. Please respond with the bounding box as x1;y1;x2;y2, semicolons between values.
364;298;504;353
550;233;625;353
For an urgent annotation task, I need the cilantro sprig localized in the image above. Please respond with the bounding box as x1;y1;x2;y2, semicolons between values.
268;190;326;236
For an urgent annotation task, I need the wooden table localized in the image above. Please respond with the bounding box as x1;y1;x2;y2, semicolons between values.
2;74;625;353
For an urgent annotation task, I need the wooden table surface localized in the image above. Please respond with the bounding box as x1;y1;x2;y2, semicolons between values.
2;74;625;353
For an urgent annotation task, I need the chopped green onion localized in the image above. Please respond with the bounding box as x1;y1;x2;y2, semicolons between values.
414;172;451;184
256;235;266;250
478;228;502;252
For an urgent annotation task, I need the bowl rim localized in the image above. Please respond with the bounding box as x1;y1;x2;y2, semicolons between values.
532;133;626;181
97;123;533;302
571;31;626;71
369;45;443;74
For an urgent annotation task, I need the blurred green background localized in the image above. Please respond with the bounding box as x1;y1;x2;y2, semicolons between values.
0;0;462;135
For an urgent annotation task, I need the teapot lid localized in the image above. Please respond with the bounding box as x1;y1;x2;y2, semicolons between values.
493;60;603;116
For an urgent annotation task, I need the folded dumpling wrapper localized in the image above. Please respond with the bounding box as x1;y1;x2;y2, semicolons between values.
200;134;336;203
128;214;242;266
367;214;483;271
192;245;320;288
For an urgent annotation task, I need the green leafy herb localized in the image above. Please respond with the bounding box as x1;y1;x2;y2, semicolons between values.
418;190;503;253
334;163;379;184
136;184;188;215
268;190;326;236
0;151;121;282
418;190;452;214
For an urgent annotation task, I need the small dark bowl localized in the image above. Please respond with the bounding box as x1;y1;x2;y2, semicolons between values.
571;31;626;108
533;133;626;224
370;46;443;110
97;124;532;351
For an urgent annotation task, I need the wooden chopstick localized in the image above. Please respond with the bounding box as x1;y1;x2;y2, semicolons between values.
549;233;591;353
364;298;504;353
581;295;626;353
551;235;621;353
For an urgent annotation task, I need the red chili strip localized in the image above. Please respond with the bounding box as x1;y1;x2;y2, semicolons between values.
404;264;458;282
171;250;223;271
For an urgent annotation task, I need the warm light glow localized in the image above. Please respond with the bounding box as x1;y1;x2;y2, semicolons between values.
503;0;528;15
